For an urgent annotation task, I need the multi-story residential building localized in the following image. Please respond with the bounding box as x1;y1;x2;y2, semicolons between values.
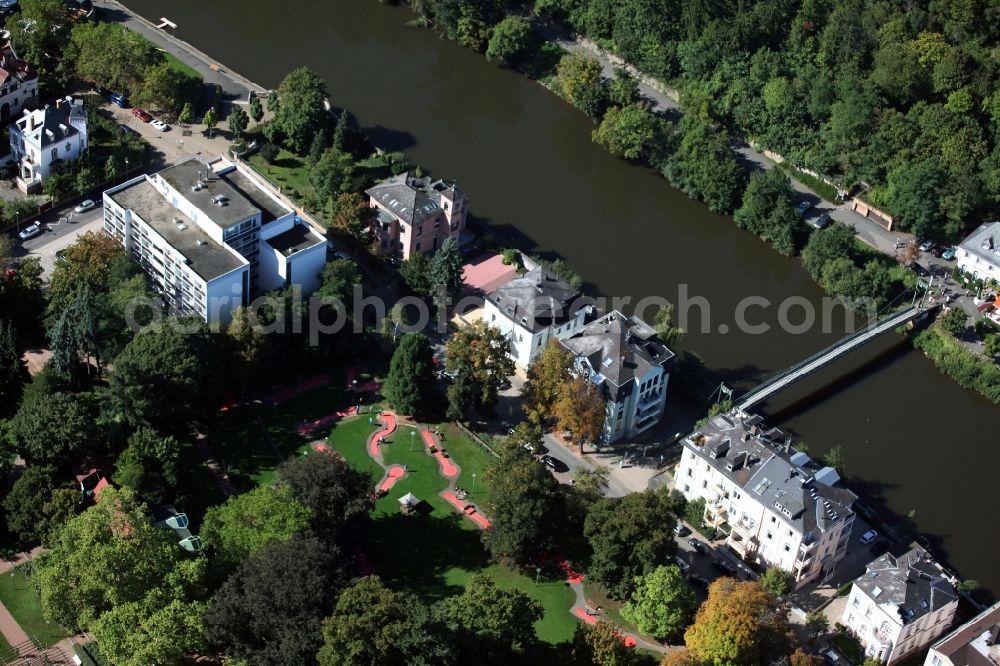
483;267;586;369
675;413;857;587
842;547;958;664
924;600;1000;666
366;172;468;260
10;95;87;192
0;39;38;121
560;311;673;444
955;222;1000;281
103;157;327;324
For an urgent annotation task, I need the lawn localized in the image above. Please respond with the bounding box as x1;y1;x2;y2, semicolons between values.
160;51;201;82
247;150;315;203
0;566;71;648
325;415;579;644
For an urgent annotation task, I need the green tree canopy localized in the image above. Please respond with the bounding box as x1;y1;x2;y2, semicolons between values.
734;169;799;256
276;452;373;544
593;104;660;160
759;566;793;597
556;53;607;117
663;116;746;214
383;332;437;417
0;320;29;406
485;16;533;63
446;572;543;657
444;322;516;415
2;465;77;545
228;104;249;138
111;427;181;506
12;390;98;467
265;66;330;154
523;340;574;426
621;564;697;640
398;253;434;296
429;237;465;305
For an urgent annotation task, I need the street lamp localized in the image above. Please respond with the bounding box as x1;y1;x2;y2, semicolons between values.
535;566;542;586
471;472;477;494
410;430;415;452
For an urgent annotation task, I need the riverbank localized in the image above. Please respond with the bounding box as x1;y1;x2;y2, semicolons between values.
912;325;1000;404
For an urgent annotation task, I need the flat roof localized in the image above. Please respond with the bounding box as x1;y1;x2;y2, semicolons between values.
159;159;260;230
109;178;246;282
264;223;325;256
219;167;290;224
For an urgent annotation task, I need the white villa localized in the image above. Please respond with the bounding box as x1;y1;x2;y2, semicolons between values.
842;547;958;664
675;413;857;587
0;39;38;122
10;96;88;192
956;222;1000;281
560;311;673;444
103;157;327;325
483;267;587;369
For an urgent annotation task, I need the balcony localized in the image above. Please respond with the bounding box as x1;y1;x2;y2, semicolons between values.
705;501;728;528
727;531;758;558
731;517;757;539
799;540;818;556
636;392;663;413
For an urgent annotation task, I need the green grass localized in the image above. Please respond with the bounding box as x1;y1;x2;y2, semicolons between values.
0;566;71;648
832;629;864;663
161;52;201;81
247;151;316;203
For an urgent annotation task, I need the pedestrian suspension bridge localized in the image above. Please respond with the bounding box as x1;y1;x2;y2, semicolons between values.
729;302;938;414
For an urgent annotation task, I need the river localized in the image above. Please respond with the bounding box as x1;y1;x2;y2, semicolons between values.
121;0;999;592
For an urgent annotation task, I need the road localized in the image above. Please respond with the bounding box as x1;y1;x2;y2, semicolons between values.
10;207;105;279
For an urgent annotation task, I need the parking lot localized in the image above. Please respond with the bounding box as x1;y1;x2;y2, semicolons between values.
11;206;105;280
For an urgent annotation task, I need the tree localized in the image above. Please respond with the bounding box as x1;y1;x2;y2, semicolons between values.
446;371;477;421
112;427;181;506
49;285;103;382
383;332;437;417
523;340;574;426
939;307;967;337
47;231;125;315
331;109;349;152
310;148;355;203
446;572;542;656
734;169;799;256
276;452;373;544
203;107;218;137
663;116;746;214
0;320;28;405
329;192;373;243
593;104;659;160
178;102;193;125
482;445;564;563
249;95;264;124
445;323;516;415
760;566;793;597
485;17;533;63
556;53;607;117
885;158;946;237
11;0;70;87
317;576;452;666
790;650;824;666
75;162;99;196
621;565;697;640
683;579;790;666
42;169;75;200
104;150;125;182
92;598;207;666
805;610;829;638
568;622;640;666
204;536;348;666
607;69;639;107
260;142;280;163
108;319;218;434
398;253;434;295
35;487;187;630
652;301;685;349
683;497;706;529
801;223;857;282
12;390;97;467
2;466;77;545
228;104;249;138
315;258;362;311
265;66;330;154
201;485;312;571
554;374;606;449
822;445;846;474
429;237;465;305
584;491;678;599
984;335;1000;358
137;61;193;112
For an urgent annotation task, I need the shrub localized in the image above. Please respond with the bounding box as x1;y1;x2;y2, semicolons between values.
260;143;280;164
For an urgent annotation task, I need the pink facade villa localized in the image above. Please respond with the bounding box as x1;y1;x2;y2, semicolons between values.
365;172;468;260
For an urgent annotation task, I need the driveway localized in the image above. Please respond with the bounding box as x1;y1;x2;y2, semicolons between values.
12;207;105;279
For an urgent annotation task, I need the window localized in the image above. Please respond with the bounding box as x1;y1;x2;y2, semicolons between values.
683;484;690;493
852;597;860;607
770;516;777;523
65;142;71;152
766;531;773;540
864;606;872;618
50;147;57;159
687;468;693;477
783;544;790;552
702;480;708;489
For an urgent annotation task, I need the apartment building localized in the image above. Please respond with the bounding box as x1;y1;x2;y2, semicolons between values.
924;600;1000;666
104;157;327;324
10;96;87;192
366;172;468;260
956;222;1000;281
842;547;958;664
0;39;38;121
675;413;857;586
560;311;673;444
483;267;587;369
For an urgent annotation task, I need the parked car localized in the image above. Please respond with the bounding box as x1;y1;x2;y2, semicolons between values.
522;441;548;456
55;248;69;265
540;455;569;474
795;200;812;216
688;538;707;553
18;222;41;241
108;92;128;107
673;522;690;537
74;199;96;213
919;239;937;253
819;647;840;663
119;123;134;136
942;247;957;260
150;119;170;132
674;556;690;573
131;107;153;122
812;213;832;229
711;558;738;576
687;574;710;590
909;262;930;278
860;529;878;545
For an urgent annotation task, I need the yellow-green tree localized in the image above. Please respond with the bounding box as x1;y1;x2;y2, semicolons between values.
554;374;606;450
523;339;574;426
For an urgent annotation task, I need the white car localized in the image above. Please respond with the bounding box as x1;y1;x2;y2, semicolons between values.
860;529;878;545
151;119;170;132
74;199;96;213
18;222;41;241
820;647;840;663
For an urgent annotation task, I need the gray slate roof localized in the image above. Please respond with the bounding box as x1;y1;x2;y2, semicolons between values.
365;172;462;226
685;414;857;535
488;267;580;332
36;97;85;148
959;222;1000;268
560;311;674;389
854;547;957;626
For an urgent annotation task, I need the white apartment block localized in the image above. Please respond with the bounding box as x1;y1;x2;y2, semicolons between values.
103;157;327;325
676;413;857;587
10;96;87;192
560;311;673;444
483;267;587;369
924;600;1000;666
956;222;1000;281
842;547;958;664
0;40;39;122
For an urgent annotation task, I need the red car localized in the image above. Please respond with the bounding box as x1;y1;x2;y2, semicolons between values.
131;108;153;122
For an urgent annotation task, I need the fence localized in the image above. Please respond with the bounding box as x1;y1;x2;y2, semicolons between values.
454;421;500;458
